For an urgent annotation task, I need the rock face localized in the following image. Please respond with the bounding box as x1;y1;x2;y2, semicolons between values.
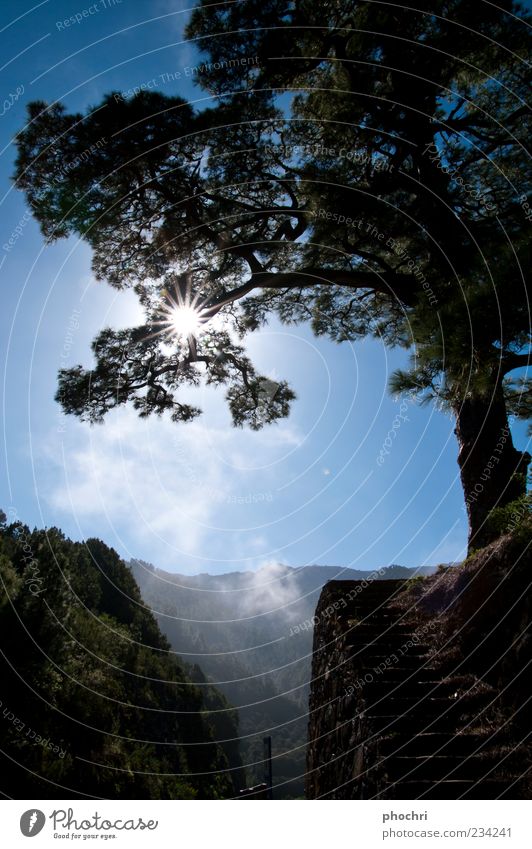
130;560;428;796
306;563;531;800
307;579;405;799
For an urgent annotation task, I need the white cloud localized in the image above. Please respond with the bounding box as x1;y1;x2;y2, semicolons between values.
40;401;305;570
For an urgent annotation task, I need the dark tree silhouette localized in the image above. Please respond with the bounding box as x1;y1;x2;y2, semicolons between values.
14;0;531;549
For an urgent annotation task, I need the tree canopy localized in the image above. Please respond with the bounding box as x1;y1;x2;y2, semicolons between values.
14;0;531;546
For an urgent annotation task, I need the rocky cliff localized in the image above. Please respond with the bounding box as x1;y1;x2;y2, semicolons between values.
306;523;531;799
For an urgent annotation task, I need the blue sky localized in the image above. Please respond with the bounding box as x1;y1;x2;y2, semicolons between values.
1;0;530;574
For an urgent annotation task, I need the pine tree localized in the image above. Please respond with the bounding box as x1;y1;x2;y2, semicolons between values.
14;0;531;549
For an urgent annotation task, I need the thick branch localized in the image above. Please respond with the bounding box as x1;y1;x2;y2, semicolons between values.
502;351;532;374
203;267;417;317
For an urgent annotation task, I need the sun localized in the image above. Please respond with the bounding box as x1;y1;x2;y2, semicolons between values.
153;280;215;343
169;305;203;338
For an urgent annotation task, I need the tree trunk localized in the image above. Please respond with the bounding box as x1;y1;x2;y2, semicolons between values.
453;386;530;552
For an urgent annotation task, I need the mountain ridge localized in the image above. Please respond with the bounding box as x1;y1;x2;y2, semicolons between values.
130;558;436;796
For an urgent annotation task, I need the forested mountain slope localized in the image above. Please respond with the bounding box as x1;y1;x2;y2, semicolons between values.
0;511;241;799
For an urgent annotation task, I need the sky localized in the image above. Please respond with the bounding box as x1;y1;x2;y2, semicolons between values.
1;0;530;574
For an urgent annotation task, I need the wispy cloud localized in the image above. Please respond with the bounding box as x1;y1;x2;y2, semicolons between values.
40;402;304;570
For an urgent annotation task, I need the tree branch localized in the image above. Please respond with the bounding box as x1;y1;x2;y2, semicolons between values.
502;351;532;375
202;266;417;318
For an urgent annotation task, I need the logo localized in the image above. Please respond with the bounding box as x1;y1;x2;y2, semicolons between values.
20;810;46;837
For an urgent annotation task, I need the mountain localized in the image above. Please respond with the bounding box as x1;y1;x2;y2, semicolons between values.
130;559;434;797
0;513;242;799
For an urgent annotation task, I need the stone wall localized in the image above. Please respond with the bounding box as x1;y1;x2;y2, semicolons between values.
306;526;532;800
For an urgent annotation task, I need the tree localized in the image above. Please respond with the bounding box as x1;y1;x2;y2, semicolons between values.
14;0;530;550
